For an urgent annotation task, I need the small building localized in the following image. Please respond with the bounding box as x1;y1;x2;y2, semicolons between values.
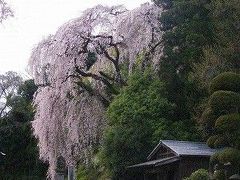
128;140;218;180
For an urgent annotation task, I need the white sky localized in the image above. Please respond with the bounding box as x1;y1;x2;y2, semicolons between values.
0;0;150;78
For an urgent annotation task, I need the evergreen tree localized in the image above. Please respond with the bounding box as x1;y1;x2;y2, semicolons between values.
0;79;47;179
153;0;215;124
101;69;198;179
200;72;240;178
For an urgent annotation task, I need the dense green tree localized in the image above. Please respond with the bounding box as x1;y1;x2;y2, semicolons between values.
154;0;240;144
153;0;215;126
0;79;47;179
101;70;173;179
99;69;198;179
209;0;240;69
191;0;240;92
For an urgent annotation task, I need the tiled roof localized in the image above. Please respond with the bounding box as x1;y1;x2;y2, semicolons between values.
162;140;218;156
148;140;218;160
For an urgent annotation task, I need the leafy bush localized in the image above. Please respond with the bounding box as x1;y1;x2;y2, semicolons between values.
184;169;209;180
101;70;175;179
213;136;228;148
208;90;240;114
201;72;240;177
218;148;240;166
211;148;240;166
213;170;225;180
76;165;88;180
207;114;240;148
207;135;218;148
209;72;240;94
215;113;240;132
207;135;228;149
200;108;218;137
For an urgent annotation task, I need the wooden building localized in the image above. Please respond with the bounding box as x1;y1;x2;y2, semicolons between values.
128;140;218;180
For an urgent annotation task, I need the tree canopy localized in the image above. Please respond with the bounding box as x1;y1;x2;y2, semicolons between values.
28;3;163;178
0;76;47;179
24;0;240;179
101;70;174;179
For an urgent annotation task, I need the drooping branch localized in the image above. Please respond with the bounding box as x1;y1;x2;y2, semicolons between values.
75;81;110;107
28;4;163;179
69;33;127;94
0;0;13;23
74;64;116;92
100;42;126;85
63;74;111;106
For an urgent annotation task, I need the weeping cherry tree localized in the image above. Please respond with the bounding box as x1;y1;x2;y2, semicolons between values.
28;3;162;179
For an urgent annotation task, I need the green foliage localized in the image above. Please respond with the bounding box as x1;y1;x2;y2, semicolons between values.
213;170;225;180
76;152;111;180
101;70;175;179
191;0;240;93
76;165;101;180
211;148;240;166
76;165;88;180
205;74;240;148
209;72;240;94
0;79;47;179
189;0;240;142
208;91;240;115
184;169;209;180
211;149;240;180
153;0;216;137
218;148;240;166
155;0;240;148
215;114;240;132
207;135;218;148
200;108;217;137
201;72;240;176
158;0;214;78
209;0;240;69
86;52;97;71
100;69;200;179
190;47;231;90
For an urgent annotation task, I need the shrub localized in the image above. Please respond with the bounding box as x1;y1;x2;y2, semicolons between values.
207;135;218;148
201;108;217;125
213;170;225;180
209;72;240;94
208;91;240;114
200;108;218;136
210;152;219;166
211;114;240;148
215;113;240;132
217;148;240;166
101;70;176;179
185;169;209;180
213;136;228;148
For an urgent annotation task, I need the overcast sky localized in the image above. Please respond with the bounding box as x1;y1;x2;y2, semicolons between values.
0;0;150;78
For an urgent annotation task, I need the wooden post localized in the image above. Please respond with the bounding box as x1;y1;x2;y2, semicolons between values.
68;166;75;180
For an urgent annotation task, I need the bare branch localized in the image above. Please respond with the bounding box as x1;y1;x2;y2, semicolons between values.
0;0;13;23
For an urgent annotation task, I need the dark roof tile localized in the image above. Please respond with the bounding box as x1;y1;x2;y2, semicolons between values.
148;140;219;160
162;140;218;156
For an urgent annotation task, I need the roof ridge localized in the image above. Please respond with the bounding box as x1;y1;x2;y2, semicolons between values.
161;140;207;144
